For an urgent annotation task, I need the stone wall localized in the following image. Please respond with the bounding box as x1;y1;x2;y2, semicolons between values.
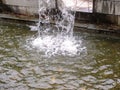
1;0;38;15
1;0;120;26
94;0;120;15
94;0;120;25
1;0;57;15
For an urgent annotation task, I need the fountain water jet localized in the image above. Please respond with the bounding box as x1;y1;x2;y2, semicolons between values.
30;0;87;57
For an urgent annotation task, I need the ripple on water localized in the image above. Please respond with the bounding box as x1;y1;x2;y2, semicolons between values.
0;21;120;89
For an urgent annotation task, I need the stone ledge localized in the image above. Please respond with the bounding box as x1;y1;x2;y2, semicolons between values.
0;13;120;36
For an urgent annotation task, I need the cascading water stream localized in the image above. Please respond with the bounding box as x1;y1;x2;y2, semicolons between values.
30;0;87;57
37;0;76;36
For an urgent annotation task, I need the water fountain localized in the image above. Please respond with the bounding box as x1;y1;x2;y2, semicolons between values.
30;0;86;57
0;1;120;89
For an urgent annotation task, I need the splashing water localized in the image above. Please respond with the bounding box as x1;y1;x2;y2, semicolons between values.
29;0;86;57
32;35;86;57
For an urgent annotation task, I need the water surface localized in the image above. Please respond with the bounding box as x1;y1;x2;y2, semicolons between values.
0;21;120;90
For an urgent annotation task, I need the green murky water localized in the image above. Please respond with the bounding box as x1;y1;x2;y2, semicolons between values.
0;21;120;90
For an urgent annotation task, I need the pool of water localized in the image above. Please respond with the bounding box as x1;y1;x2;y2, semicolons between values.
0;21;120;90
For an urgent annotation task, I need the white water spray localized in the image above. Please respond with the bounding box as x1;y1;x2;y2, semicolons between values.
30;0;86;57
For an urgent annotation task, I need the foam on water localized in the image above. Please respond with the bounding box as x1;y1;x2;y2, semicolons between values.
31;35;86;57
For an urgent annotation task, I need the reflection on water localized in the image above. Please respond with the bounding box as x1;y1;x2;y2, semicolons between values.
0;21;120;90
